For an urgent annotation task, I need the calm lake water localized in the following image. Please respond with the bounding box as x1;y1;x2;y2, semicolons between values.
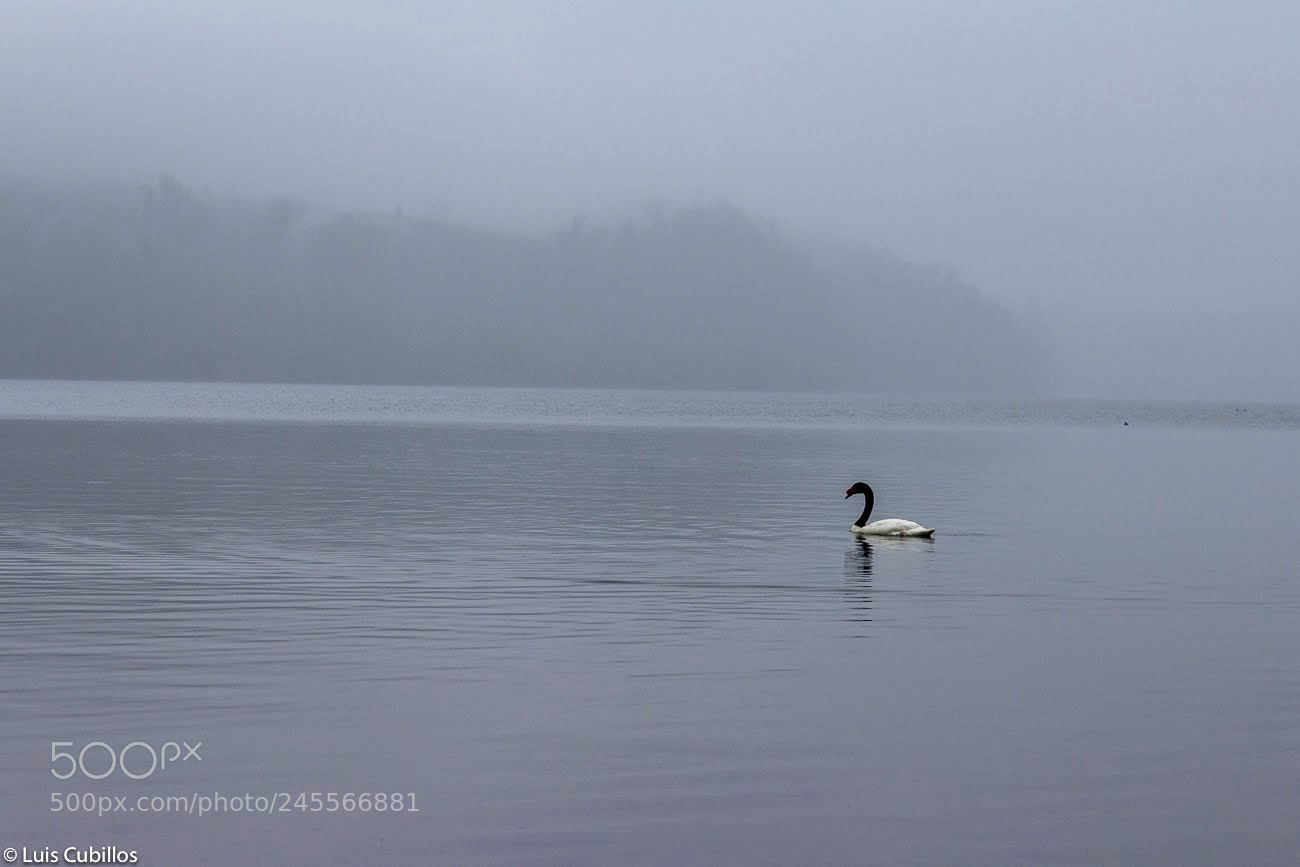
2;381;1298;865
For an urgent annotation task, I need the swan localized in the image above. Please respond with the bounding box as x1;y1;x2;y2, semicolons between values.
844;481;935;537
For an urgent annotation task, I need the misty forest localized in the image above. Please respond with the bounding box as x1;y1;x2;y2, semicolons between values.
0;176;1050;393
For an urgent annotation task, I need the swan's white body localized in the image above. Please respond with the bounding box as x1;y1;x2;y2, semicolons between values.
852;519;935;538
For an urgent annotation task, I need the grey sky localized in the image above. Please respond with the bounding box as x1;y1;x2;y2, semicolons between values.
3;1;1298;399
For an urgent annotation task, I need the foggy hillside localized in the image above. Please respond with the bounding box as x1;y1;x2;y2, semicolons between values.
3;4;1299;399
0;176;1050;394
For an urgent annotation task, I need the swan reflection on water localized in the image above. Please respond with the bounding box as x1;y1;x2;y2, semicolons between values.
846;538;874;577
843;539;874;627
841;536;936;632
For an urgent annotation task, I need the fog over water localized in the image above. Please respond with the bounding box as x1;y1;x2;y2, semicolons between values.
2;2;1298;398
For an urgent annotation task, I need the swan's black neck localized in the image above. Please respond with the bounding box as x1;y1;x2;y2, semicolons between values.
853;485;874;528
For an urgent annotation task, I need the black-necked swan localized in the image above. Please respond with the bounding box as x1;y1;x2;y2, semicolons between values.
844;481;935;537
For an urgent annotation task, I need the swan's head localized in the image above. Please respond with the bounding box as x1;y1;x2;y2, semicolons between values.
845;481;871;499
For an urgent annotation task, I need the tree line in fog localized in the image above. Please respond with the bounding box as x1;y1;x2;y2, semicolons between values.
0;176;1052;394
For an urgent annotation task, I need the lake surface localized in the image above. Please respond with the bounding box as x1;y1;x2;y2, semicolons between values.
2;381;1298;865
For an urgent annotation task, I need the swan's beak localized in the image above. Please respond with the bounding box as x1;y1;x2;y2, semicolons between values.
844;491;852;499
